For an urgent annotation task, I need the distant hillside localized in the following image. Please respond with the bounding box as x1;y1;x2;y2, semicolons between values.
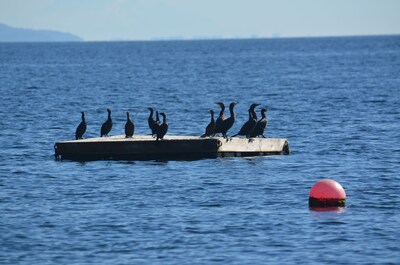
0;23;83;42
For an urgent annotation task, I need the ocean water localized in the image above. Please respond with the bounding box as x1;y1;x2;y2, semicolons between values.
0;36;399;264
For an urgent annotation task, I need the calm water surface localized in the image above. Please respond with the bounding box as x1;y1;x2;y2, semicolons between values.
1;36;400;264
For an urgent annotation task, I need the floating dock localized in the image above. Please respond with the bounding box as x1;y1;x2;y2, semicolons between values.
54;135;289;161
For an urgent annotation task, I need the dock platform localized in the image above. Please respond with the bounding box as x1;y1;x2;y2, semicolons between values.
54;135;289;161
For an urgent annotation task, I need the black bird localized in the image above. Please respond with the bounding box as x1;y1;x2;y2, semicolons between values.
100;108;112;137
201;110;216;137
156;112;168;141
233;103;260;137
213;102;226;135
249;108;268;138
220;102;239;138
125;112;134;138
75;111;87;140
148;108;157;137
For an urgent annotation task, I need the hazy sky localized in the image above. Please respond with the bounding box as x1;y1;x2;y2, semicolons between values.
0;0;399;41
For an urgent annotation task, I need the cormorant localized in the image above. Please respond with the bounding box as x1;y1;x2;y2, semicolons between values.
156;112;168;141
100;108;112;137
249;108;268;138
213;102;226;135
75;111;86;140
220;102;239;138
148;108;157;137
201;110;215;137
232;103;260;137
125;112;134;138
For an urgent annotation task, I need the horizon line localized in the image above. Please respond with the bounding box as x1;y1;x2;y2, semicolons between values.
86;33;400;43
1;33;399;44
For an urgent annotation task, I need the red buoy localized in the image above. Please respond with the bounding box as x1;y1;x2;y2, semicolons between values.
309;179;346;207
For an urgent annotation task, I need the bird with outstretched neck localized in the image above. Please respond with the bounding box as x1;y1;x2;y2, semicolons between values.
100;108;112;137
233;103;260;137
148;108;157;137
156;112;168;141
125;112;134;138
249;108;268;138
75;111;86;140
201;110;216;137
220;102;239;138
213;102;226;136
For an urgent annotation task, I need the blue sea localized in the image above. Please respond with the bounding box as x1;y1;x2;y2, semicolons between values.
1;36;399;264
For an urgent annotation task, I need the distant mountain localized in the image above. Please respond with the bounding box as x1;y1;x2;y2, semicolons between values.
0;23;83;42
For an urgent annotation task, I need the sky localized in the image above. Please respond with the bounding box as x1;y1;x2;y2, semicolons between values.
0;0;399;41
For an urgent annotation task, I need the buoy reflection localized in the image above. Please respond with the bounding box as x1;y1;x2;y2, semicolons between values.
309;206;346;213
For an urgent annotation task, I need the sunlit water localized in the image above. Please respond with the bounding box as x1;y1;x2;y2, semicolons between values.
1;36;399;264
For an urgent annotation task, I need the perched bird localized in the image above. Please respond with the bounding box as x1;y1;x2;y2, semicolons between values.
156;112;168;141
125;112;134;138
100;108;112;137
220;102;239;138
75;111;87;140
213;102;226;135
233;103;260;137
201;110;216;137
249;108;268;138
148;108;157;137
